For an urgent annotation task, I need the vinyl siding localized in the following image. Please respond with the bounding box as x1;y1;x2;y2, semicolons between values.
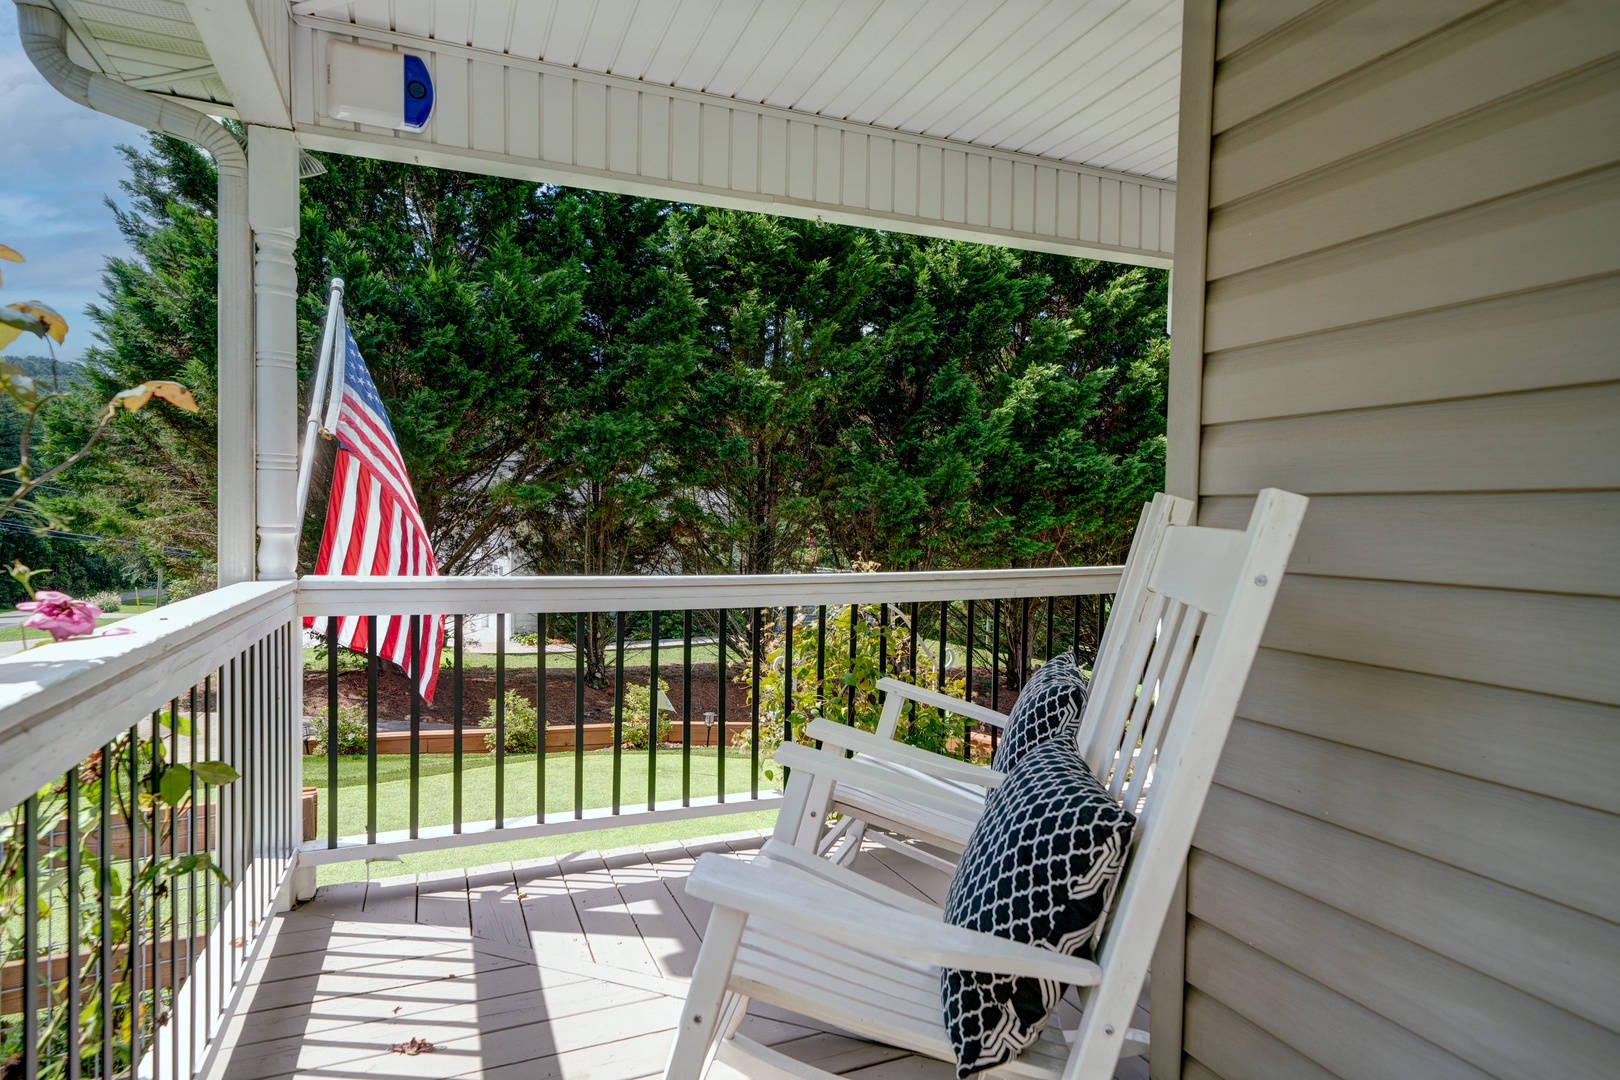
1175;1;1620;1076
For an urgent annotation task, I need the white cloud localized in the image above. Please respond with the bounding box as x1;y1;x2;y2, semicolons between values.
0;17;143;362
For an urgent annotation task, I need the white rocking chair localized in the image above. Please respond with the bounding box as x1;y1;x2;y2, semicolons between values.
779;492;1195;872
663;488;1307;1080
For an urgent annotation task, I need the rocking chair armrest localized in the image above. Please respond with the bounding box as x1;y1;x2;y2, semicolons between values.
803;718;1008;790
875;678;1009;730
754;839;943;919
776;742;988;825
686;850;1102;987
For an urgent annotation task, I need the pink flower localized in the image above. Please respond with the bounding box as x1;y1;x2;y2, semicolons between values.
16;590;102;641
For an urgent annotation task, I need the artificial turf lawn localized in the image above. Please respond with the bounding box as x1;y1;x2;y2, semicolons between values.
305;748;775;885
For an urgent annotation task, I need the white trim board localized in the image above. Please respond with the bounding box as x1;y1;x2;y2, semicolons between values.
296;794;783;867
288;15;1175;267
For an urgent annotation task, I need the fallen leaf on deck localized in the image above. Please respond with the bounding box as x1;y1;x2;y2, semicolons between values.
392;1038;435;1056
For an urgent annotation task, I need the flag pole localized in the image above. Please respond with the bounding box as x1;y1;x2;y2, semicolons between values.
295;277;345;524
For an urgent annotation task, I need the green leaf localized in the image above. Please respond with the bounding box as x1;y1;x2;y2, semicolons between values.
159;764;192;806
157;710;192;736
0;360;38;406
191;760;240;786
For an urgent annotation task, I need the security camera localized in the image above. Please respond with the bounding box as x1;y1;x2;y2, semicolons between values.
327;41;434;132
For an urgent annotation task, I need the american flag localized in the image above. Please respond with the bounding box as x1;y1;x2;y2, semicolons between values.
305;324;444;701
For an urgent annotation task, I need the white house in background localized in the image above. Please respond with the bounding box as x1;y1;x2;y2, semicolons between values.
6;2;1618;1079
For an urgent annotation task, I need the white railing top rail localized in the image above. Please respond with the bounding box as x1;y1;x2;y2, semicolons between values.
0;566;1123;811
296;565;1124;617
0;581;296;810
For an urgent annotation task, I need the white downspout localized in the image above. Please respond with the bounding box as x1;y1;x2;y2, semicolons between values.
16;1;256;585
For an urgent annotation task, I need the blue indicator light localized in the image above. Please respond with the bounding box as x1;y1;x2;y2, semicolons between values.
402;54;433;130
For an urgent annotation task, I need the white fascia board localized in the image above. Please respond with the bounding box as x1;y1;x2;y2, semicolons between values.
183;0;292;127
288;15;1175;267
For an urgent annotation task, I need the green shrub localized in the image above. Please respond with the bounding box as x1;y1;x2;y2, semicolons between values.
84;590;122;613
738;602;972;781
621;678;674;749
309;641;370;671
512;630;541;647
310;704;369;754
483;690;540;753
165;574;215;602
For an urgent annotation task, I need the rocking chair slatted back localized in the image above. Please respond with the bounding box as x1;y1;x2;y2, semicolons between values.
1075;494;1191;776
1063;487;1307;1079
661;489;1305;1080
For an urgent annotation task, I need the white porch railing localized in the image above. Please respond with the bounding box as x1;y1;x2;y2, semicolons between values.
0;566;1120;1080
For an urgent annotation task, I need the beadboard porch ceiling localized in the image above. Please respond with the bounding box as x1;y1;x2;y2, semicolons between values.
39;0;1182;265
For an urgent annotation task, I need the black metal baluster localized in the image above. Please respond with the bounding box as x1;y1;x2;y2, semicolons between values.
23;794;38;1078
537;613;547;824
1045;597;1055;662
681;610;693;808
1098;593;1110;654
1019;596;1031;688
716;610;727;804
783;606;795;753
964;598;976;707
611;612;627;815
495;613;506;828
367;616;378;845
878;602;889;679
908;602;920;737
453;615;464;834
410;615;421;839
991;598;1002;714
648;611;660;811
846;602;857;723
574;613;586;820
816;605;827;718
1072;594;1083;662
326;623;338;849
750;607;762;799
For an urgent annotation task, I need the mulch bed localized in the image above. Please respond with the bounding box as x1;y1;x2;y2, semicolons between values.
302;662;1031;730
303;663;745;727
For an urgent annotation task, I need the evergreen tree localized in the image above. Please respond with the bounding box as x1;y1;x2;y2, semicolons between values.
42;136;1170;622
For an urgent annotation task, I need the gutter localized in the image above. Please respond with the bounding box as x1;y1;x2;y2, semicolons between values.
15;1;256;584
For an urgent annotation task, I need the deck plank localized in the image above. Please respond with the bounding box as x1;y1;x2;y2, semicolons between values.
512;854;597;969
466;864;533;950
416;866;472;930
863;844;953;905
364;871;419;922
208;833;1148;1080
603;847;708;980
556;849;664;976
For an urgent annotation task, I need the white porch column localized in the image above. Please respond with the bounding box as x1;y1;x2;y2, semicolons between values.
246;126;301;580
216;152;255;585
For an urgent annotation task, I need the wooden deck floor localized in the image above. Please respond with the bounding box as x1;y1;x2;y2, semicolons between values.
205;832;1149;1079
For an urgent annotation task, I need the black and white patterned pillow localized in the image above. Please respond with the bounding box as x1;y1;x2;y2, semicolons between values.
990;652;1089;773
940;738;1135;1077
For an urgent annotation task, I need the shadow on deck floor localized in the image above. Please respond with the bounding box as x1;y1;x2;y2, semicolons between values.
204;831;1149;1079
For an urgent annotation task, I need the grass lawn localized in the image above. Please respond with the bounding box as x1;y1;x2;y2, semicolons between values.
0;615;130;644
306;748;776;885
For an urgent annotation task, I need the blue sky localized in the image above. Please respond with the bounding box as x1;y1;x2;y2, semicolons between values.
1;17;142;364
